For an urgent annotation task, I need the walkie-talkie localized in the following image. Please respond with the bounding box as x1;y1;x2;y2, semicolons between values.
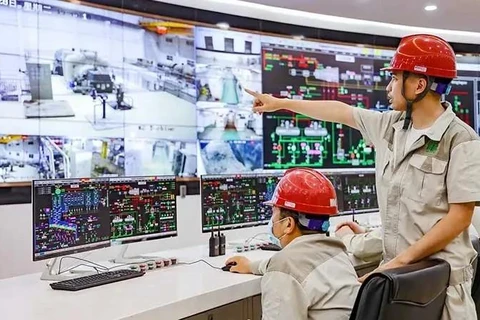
209;227;220;257
218;226;226;256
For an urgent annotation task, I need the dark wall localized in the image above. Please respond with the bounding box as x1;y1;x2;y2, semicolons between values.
85;0;480;53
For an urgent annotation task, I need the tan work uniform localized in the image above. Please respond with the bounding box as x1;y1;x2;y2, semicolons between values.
249;234;360;319
340;228;383;261
353;102;480;319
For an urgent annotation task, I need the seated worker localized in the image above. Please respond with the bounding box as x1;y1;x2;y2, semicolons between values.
225;168;360;320
335;221;383;261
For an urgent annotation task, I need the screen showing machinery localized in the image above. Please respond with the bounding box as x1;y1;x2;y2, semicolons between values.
109;176;177;243
33;178;111;261
0;0;198;184
341;172;378;214
201;172;283;232
261;38;393;169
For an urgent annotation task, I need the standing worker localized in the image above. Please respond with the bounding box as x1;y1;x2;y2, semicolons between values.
246;34;480;319
225;168;360;319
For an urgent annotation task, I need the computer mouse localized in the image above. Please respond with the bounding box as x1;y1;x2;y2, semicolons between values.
222;261;237;272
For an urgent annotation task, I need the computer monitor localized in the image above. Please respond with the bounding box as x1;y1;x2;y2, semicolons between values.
33;178;111;262
340;172;378;213
201;172;283;232
323;172;345;213
108;175;178;244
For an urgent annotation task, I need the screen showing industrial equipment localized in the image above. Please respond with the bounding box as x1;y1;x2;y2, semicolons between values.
33;177;111;261
0;0;197;183
2;1;480;184
201;172;283;232
0;134;124;183
109;176;177;243
196;27;263;175
260;36;393;169
124;139;197;177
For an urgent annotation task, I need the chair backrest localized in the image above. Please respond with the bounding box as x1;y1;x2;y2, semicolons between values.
471;237;480;319
349;259;450;320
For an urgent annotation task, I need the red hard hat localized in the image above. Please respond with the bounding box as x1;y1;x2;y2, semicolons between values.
382;34;457;79
265;168;337;216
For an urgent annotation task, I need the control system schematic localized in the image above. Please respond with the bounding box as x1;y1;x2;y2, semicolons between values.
256;173;283;222
201;173;283;232
449;79;476;128
33;178;111;259
261;42;392;169
108;176;177;241
341;173;377;213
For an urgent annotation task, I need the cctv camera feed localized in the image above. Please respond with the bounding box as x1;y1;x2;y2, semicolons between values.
0;0;197;182
124;139;197;177
0;134;124;183
260;36;394;169
199;139;263;174
195;27;263;174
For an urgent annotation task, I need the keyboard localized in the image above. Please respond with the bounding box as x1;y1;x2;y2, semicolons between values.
50;269;145;291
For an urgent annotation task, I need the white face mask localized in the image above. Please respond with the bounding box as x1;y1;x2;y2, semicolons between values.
267;216;288;247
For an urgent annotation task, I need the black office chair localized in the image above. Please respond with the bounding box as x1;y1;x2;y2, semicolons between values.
349;259;450;320
471;237;480;319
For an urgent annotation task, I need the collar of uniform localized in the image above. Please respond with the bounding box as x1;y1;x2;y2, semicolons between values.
391;101;455;141
284;233;329;249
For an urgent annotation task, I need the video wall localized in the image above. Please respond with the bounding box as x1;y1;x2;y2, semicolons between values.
0;0;478;183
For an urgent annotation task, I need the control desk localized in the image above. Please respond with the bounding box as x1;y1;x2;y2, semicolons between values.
0;243;380;320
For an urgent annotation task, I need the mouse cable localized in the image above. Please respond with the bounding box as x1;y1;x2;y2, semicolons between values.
177;259;223;270
57;256;109;275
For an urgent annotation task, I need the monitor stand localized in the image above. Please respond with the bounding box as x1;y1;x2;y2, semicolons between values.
40;257;97;282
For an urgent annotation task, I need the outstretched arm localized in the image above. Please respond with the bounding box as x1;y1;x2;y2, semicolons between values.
246;88;358;129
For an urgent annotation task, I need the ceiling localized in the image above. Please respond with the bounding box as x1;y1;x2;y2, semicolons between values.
242;0;480;33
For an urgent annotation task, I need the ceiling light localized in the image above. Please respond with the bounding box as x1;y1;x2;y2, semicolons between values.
424;5;437;11
216;22;230;30
293;35;304;40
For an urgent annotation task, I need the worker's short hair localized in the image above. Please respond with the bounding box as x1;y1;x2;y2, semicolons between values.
279;208;329;235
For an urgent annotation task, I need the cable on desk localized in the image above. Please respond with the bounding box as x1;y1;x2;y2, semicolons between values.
244;233;271;245
177;259;223;270
57;256;109;275
106;259;157;272
57;263;104;275
56;257;224;275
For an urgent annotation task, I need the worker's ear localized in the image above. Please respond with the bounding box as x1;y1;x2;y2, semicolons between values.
285;217;296;235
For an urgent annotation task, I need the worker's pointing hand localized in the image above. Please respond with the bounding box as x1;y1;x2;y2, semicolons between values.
245;88;283;114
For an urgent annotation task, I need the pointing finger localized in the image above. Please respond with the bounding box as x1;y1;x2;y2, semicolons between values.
253;106;265;113
245;88;260;97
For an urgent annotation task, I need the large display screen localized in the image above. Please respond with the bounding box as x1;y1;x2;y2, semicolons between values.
260;36;393;169
0;0;479;183
195;27;263;175
0;0;197;183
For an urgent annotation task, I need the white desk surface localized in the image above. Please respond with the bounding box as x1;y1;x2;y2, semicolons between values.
0;244;376;320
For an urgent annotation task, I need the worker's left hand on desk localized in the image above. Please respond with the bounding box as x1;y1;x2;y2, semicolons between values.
225;256;252;274
358;257;407;283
